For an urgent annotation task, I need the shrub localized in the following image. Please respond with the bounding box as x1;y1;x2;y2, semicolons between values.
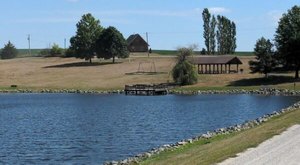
172;60;198;85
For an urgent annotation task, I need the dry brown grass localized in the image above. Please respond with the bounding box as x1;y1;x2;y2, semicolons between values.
0;55;295;90
0;55;175;90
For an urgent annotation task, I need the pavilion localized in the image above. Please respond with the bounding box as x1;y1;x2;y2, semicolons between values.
189;56;243;74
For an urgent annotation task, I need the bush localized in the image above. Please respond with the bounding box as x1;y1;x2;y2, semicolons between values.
39;49;51;56
172;60;198;85
64;48;76;58
50;44;63;57
1;41;18;59
172;46;198;85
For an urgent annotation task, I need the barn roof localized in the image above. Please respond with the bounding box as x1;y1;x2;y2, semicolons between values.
189;56;243;65
127;34;149;46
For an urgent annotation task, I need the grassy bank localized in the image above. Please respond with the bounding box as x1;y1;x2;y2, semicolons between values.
140;108;300;165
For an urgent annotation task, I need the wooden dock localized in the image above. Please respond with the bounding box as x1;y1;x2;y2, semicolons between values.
125;84;168;96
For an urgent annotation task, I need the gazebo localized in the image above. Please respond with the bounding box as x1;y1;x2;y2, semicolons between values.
189;56;243;74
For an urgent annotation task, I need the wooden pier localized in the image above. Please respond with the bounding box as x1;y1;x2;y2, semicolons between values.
125;84;168;96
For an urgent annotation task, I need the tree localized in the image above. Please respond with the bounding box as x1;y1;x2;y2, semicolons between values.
231;22;237;54
50;43;63;57
202;8;211;55
172;46;198;85
1;41;18;59
210;15;217;55
216;15;236;55
200;48;206;55
96;26;129;63
249;37;275;77
69;13;103;63
275;5;300;78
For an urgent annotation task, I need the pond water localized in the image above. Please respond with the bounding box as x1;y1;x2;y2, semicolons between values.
0;93;299;164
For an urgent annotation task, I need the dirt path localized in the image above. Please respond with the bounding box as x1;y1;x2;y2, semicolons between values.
219;125;300;165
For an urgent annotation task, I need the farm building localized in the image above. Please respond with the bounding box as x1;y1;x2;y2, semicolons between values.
127;34;149;52
189;56;243;74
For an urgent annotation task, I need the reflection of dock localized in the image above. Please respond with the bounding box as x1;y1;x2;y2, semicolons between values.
125;84;168;95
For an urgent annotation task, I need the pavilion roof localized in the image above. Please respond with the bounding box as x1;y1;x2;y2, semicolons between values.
188;56;243;65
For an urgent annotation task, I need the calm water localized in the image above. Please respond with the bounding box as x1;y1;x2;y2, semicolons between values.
0;94;299;164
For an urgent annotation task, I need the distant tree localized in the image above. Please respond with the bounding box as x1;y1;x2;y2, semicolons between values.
172;46;198;85
249;37;275;77
50;43;63;57
216;15;236;54
200;48;206;55
1;41;18;59
39;49;50;56
96;26;129;63
275;5;300;78
202;8;211;55
210;15;217;55
231;22;237;54
69;13;103;63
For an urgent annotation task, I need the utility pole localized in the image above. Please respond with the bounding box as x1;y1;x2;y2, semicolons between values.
146;32;149;57
64;38;66;50
27;34;31;56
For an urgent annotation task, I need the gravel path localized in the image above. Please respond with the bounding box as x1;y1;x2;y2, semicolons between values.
219;124;300;165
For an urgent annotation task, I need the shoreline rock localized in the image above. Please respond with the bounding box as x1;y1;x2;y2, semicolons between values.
0;87;299;96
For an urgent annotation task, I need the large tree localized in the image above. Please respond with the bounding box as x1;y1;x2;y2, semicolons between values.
230;22;237;54
210;16;217;55
1;41;18;59
202;8;211;55
96;26;129;63
69;13;103;63
249;37;275;78
172;46;198;85
216;15;236;55
275;5;300;78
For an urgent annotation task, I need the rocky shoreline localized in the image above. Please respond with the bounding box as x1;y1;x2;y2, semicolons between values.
104;100;300;165
0;87;300;96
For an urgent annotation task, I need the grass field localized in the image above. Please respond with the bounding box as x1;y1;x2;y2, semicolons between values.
140;108;300;165
0;53;297;90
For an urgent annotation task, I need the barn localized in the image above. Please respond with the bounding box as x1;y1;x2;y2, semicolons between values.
127;34;149;52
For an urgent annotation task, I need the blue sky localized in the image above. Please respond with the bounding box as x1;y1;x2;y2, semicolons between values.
0;0;298;51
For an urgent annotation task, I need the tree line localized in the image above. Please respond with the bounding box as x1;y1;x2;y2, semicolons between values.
250;5;300;79
202;8;236;55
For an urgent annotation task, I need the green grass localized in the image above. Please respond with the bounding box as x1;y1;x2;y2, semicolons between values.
233;51;254;56
140;108;300;165
152;50;178;55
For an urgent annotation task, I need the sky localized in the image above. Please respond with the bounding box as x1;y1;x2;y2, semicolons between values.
0;0;298;51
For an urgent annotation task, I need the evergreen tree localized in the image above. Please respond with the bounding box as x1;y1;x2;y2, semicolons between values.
0;41;18;59
96;26;129;63
69;13;103;63
202;8;211;54
275;5;300;78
